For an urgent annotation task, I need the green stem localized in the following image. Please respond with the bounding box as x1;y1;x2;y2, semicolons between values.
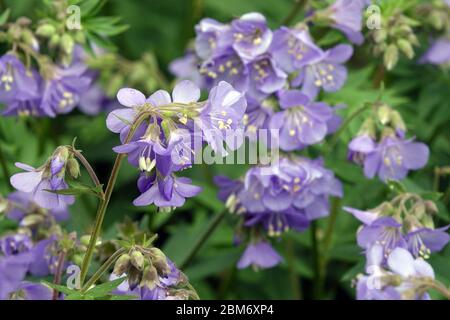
180;209;227;269
69;147;104;197
310;221;321;299
81;247;127;293
425;280;450;300
0;142;11;190
79;112;151;285
283;0;308;26
326;104;371;155
286;238;302;299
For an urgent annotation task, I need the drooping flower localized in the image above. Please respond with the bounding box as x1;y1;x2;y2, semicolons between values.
269;89;335;151
327;0;368;45
348;134;429;182
237;241;282;270
10;148;75;210
229;12;273;61
133;174;201;209
269;27;323;74
292;44;353;100
405;226;450;259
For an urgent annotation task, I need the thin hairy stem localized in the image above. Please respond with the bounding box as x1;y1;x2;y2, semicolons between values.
52;250;67;300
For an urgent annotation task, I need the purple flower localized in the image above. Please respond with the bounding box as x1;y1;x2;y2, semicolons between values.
242;96;274;140
348;134;429;182
196;81;247;155
6;191;69;222
237;241;282;269
344;206;407;258
328;0;367;45
10;160;74;210
0;54;39;104
195;18;231;60
78;83;119;116
292;44;353;100
169;51;203;87
405;226;450;258
9;282;52;300
357;245;433;300
247;56;287;100
269;27;323;74
40;63;92;117
419;38;450;65
133;174;201;209
269;90;335;151
230;13;273;61
199;49;249;92
0;254;31;300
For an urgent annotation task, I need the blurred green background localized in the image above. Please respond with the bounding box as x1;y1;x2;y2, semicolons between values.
0;0;449;299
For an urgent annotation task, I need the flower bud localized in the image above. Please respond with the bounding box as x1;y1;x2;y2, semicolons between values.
373;29;387;43
397;39;414;59
36;24;56;37
384;44;399;70
377;104;392;125
424;200;438;214
60;34;74;55
20;214;44;227
140;265;158;289
49;34;60;48
0;197;8;213
149;247;171;275
390;111;406;132
67;158;80;179
113;253;131;275
130;250;145;270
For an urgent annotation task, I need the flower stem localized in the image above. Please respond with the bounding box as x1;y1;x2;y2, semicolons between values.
427;281;450;300
0;142;11;190
52;250;67;300
310;221;321;299
283;0;308;26
180;209;227;269
286;238;302;299
81;247;127;293
69;147;104;198
79;112;151;286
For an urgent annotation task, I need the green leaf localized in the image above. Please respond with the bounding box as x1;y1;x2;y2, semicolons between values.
42;281;77;295
0;9;10;26
106;294;137;300
386;180;406;194
44;181;103;198
85;277;127;297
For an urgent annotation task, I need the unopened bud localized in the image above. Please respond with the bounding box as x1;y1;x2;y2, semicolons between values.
384;44;399;71
113;253;131;275
36;24;56;37
60;34;74;55
130;250;145;270
424;200;438;214
0;197;8;213
49;34;60;48
20;214;44;227
149;247;170;275
140;265;158;289
397;39;414;59
377;104;392;125
390;111;406;132
373;29;387;43
67;158;80;179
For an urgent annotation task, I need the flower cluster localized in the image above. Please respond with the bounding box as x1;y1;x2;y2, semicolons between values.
215;156;342;270
344;192;450;300
170;9;367;149
111;246;196;300
0;191;73;300
348;103;429;182
107;80;247;210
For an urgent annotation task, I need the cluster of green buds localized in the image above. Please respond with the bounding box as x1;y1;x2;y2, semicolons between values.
416;0;450;31
370;11;419;70
358;101;406;141
0;16;39;53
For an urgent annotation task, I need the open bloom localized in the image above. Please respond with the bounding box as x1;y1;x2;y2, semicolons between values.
196;81;247;155
229;12;273;61
10;160;74;210
195;18;231;60
348;134;429;182
269;27;323;74
237;241;282;270
419;38;450;65
246;56;287;100
40;63;92;117
133;174;201;209
327;0;367;45
292;44;353;100
269;90;335;151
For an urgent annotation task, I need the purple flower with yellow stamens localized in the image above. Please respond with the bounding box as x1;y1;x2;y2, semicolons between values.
247;55;287;100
